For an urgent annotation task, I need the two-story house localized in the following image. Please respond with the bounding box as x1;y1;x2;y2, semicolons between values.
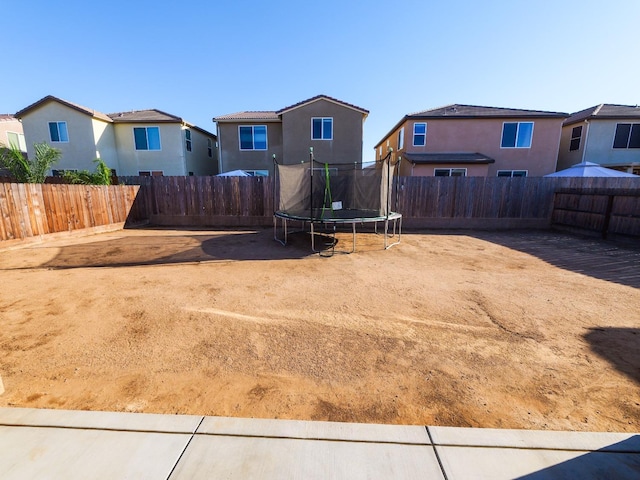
213;95;369;176
557;104;640;175
15;96;218;176
375;104;567;177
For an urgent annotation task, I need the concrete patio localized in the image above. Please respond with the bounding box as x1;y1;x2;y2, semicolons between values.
0;407;638;479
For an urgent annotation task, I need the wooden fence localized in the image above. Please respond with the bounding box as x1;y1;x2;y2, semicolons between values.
2;176;638;245
120;175;640;230
0;183;140;243
552;188;640;240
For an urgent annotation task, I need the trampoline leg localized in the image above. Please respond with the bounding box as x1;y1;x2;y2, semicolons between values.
273;215;288;246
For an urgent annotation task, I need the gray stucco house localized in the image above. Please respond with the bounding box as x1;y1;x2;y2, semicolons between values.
213;95;369;176
557;104;640;175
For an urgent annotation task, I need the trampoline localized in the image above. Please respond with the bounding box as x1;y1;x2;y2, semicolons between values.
273;148;402;255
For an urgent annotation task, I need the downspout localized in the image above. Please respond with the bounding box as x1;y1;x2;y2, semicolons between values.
215;122;223;174
580;119;590;164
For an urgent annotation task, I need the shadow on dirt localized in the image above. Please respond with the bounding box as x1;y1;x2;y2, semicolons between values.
468;231;640;289
584;327;640;385
33;228;334;269
515;435;640;479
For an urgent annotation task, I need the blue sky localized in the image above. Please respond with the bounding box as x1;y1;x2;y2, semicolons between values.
4;0;639;161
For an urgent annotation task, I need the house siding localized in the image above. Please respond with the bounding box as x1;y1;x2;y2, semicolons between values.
0;118;25;151
281;99;363;164
217;121;283;175
113;123;186;176
20;102;111;172
381;117;563;177
184;127;218;176
557;121;587;170
577;120;640;168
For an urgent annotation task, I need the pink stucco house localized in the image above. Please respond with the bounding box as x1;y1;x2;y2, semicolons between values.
375;104;568;177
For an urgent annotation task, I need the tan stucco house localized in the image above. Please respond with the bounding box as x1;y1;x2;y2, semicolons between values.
375;104;567;177
557;104;640;175
0;114;26;152
213;95;369;176
15;96;218;176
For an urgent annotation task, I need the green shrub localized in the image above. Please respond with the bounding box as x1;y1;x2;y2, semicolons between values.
63;158;112;185
0;142;61;183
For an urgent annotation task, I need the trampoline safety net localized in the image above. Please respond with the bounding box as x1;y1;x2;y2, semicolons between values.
275;155;397;221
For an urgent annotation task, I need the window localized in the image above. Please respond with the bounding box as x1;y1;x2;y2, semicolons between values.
569;126;582;151
207;138;213;157
413;123;426;146
245;170;269;177
239;125;267;150
501;122;533;148
378;146;382;158
613;123;640;149
134;127;161;150
434;168;466;177
48;121;69;143
185;129;192;152
138;170;163;176
312;118;333;140
497;170;528;177
6;132;26;151
398;127;404;150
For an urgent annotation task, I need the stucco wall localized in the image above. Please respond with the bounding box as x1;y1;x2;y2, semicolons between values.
281;99;364;164
404;163;489;177
20;102;113;172
0;118;25;150
185;128;218;176
557;121;586;170
580;120;640;167
380;117;564;177
217;122;283;175
114;123;186;176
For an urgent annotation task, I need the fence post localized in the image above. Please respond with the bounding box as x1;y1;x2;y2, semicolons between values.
601;194;614;239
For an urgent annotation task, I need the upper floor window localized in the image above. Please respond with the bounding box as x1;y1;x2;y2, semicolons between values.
7;132;26;151
134;127;161;150
207;138;213;157
501;122;533;148
185;129;192;152
378;146;382;158
497;170;527;177
413;123;426;146
48;121;69;143
435;168;466;177
569;126;582;151
613;123;640;149
398;127;404;150
312;118;333;140
239;125;267;150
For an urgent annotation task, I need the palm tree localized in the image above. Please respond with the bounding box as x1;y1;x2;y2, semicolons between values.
0;142;61;183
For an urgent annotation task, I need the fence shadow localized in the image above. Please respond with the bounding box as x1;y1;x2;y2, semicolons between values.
33;229;319;269
583;327;640;385
469;231;640;289
515;435;640;479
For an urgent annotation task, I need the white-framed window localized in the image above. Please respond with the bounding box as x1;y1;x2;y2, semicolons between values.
497;170;528;177
48;121;69;143
245;170;269;177
413;123;426;146
613;123;640;149
378;146;382;158
207;138;213;157
134;127;161;150
185;129;192;152
6;131;26;151
398;127;404;150
434;168;466;177
138;170;164;176
311;117;333;140
501;122;534;148
569;126;582;151
239;125;267;150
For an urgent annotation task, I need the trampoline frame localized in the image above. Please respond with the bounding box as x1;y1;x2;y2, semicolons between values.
272;149;402;255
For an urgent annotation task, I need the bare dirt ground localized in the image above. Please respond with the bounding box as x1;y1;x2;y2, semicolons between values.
0;227;638;432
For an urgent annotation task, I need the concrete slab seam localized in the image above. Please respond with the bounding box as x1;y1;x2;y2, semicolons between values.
191;431;432;446
426;426;450;480
166;415;205;480
0;422;203;436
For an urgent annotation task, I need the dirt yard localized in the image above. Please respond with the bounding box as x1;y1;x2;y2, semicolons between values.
0;227;638;432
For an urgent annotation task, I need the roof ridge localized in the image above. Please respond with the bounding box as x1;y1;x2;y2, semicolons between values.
592;104;604;116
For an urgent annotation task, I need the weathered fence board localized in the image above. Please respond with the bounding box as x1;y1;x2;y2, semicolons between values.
0;183;140;243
